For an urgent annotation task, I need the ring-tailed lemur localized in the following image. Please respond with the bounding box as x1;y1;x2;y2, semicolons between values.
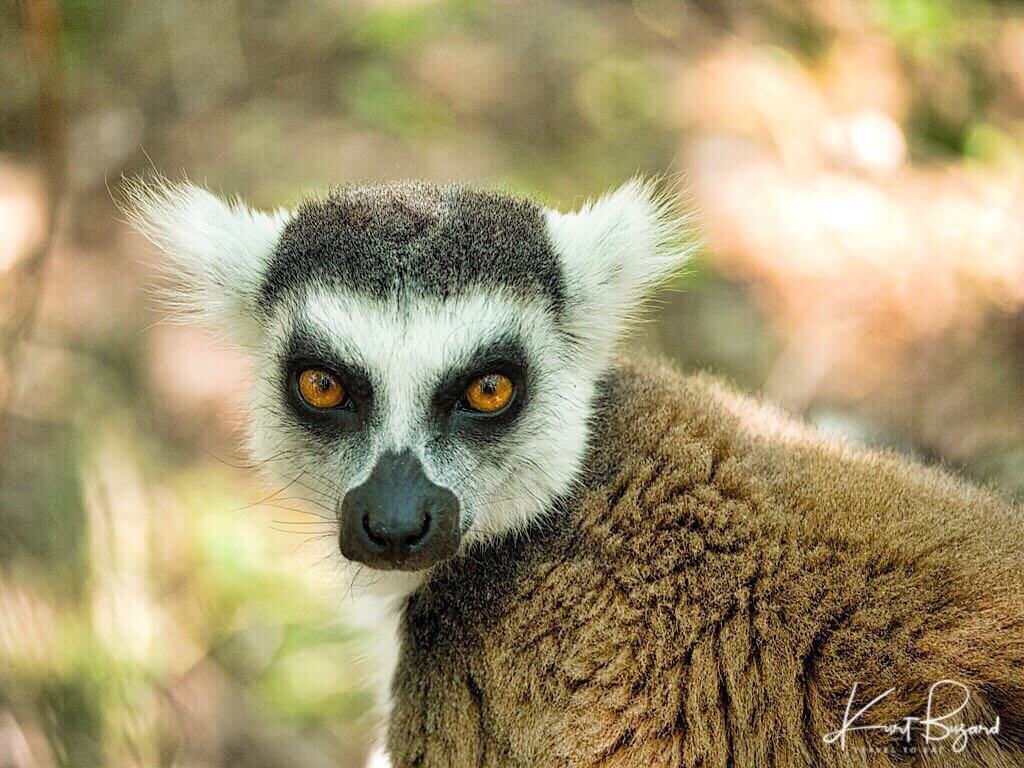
128;178;1024;767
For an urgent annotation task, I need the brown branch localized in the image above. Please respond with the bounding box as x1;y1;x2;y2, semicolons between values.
0;0;67;446
19;0;66;220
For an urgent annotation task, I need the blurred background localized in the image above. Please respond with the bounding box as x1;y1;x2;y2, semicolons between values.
2;0;1024;764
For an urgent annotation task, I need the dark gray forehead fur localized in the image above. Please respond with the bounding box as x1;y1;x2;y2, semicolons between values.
261;181;566;313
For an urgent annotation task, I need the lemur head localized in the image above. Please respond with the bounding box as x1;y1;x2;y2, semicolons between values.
128;179;690;574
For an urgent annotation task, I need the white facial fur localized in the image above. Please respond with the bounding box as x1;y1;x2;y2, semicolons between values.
126;177;692;590
247;288;595;555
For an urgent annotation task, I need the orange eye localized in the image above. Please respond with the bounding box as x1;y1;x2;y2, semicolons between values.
297;368;346;409
464;374;514;414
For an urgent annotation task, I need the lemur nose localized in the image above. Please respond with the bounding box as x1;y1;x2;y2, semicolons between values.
339;450;461;571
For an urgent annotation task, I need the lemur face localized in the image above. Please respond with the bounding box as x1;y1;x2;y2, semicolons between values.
127;179;689;575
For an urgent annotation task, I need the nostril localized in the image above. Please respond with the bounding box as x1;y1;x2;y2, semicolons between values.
401;512;431;547
362;513;388;547
361;510;431;550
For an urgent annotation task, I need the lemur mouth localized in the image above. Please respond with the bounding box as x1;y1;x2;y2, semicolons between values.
337;450;462;571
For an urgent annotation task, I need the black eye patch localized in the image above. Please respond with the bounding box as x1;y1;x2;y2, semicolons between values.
281;324;374;438
430;336;530;440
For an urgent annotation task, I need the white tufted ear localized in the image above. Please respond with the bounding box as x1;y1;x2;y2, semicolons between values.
123;177;290;345
544;179;694;365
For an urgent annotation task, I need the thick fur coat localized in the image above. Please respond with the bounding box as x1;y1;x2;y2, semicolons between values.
123;177;1022;766
389;358;1024;767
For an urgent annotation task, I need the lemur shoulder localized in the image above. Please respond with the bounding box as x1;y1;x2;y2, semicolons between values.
391;357;1024;767
126;178;1024;767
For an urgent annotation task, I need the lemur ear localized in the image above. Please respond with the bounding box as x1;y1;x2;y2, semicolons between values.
544;179;694;363
122;177;289;345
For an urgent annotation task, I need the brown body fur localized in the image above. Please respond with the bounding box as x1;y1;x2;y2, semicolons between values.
389;358;1024;767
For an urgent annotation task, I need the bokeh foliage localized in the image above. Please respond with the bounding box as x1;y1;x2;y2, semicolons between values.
2;0;1024;765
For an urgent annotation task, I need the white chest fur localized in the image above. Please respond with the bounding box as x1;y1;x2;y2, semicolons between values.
347;570;424;766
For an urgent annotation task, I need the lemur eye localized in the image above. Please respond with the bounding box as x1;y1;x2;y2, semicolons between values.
297;368;347;409
463;374;514;414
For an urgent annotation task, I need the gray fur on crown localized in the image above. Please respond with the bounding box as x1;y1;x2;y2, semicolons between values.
261;181;567;313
